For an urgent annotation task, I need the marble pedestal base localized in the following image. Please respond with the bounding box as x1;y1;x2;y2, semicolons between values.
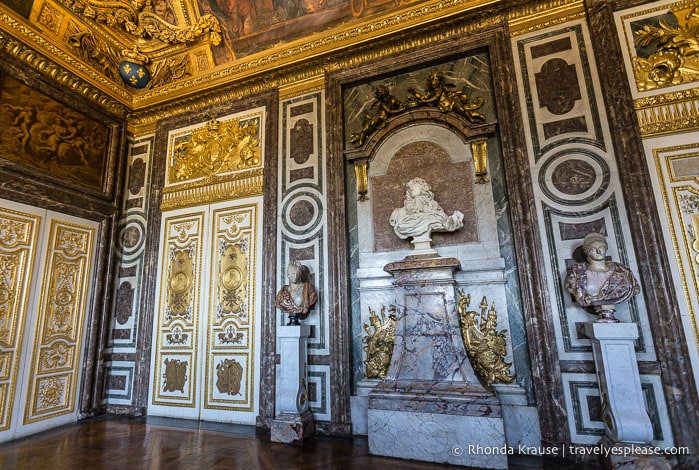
367;255;507;468
368;407;507;468
270;409;315;446
271;325;314;445
584;322;653;444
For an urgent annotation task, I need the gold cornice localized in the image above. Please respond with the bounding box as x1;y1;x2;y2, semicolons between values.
127;7;505;135
0;11;129;117
507;0;585;36
635;89;699;137
160;170;264;211
278;76;325;101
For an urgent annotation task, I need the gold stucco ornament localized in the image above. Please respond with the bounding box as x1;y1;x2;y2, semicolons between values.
456;290;515;388
362;305;396;379
633;5;699;91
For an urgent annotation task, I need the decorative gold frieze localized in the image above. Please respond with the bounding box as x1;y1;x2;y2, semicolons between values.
507;0;585;36
456;290;515;388
635;89;699;136
362;305;396;379
160;169;264;211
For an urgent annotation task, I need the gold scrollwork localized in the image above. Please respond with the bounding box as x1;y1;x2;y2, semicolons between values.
456;290;515;388
216;239;248;319
692;213;699;263
65;0;222;47
362;305;396;379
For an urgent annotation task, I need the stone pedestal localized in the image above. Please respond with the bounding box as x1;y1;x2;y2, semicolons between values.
584;322;653;445
368;255;507;468
271;325;314;445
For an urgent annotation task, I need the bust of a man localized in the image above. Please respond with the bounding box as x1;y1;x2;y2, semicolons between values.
389;177;464;250
564;232;640;323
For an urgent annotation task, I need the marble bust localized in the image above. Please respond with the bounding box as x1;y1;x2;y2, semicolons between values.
389;177;464;251
564;232;640;323
274;261;318;325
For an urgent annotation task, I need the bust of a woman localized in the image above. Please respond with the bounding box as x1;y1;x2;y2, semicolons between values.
564;233;640;323
274;261;318;325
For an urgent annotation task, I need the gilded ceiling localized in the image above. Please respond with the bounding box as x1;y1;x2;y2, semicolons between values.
0;0;497;111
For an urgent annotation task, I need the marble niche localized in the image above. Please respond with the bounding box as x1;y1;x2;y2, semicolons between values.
349;123;540;467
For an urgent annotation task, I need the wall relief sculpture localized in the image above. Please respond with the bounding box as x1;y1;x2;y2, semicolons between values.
0;75;111;191
455;290;514;388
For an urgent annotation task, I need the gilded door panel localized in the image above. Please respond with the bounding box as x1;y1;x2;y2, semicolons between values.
151;212;205;410
202;204;258;419
0;208;40;431
23;220;95;425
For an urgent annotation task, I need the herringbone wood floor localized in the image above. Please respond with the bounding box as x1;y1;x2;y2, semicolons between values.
0;417;477;469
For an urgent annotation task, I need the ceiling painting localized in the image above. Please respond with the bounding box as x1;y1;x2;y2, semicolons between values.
0;0;494;110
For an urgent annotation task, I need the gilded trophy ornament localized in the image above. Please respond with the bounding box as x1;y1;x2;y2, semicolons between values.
456;290;515;388
362;305;396;379
170;117;261;183
632;5;699;91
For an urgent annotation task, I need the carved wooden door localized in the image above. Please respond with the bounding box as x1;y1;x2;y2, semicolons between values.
148;198;262;424
0;199;97;443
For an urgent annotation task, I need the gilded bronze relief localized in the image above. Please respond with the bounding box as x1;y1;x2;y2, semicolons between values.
0;75;110;191
456;290;514;388
215;358;243;395
362;305;396;379
168;117;262;184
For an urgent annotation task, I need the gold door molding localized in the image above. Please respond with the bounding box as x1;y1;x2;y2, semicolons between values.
0;207;40;431
151;212;205;408
204;204;258;414
23;219;95;425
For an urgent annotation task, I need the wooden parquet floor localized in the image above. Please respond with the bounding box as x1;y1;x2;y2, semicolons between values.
0;416;602;469
0;417;482;470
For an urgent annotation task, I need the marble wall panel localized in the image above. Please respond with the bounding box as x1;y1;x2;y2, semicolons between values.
511;20;670;445
103;136;154;408
277;91;332;421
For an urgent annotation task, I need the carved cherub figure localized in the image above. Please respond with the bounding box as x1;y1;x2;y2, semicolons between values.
350;84;404;146
407;70;486;124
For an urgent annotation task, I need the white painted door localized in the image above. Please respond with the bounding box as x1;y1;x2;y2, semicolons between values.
0;198;97;443
148;197;262;424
